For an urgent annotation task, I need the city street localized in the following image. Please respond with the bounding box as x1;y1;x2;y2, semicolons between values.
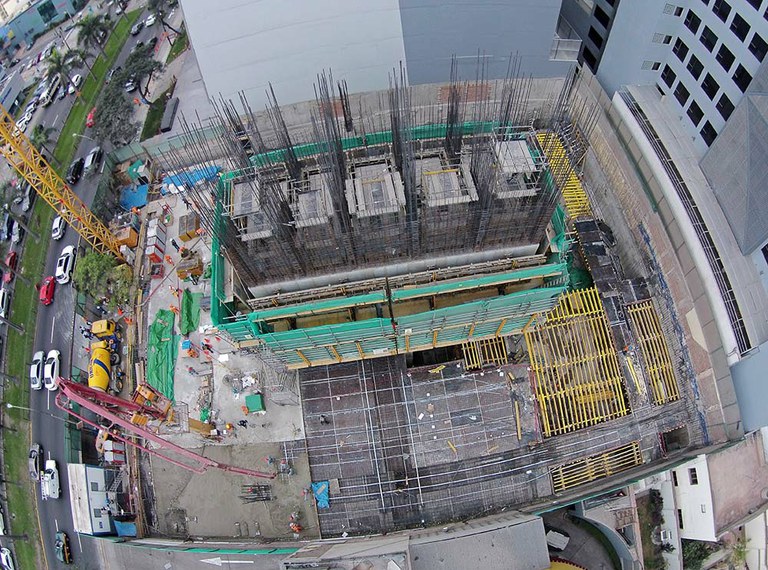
14;2;156;567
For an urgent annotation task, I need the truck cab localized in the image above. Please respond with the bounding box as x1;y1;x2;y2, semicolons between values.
41;459;60;500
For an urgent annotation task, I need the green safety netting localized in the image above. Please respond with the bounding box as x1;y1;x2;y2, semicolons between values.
180;290;203;335
147;309;178;402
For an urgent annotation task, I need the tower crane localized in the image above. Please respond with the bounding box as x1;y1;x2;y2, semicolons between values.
0;104;124;260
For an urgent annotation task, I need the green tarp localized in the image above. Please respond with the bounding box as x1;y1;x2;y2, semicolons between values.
180;290;203;335
147;309;178;402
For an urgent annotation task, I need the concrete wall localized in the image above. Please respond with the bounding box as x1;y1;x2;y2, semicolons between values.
597;0;682;96
398;0;571;84
670;456;717;541
181;0;407;108
180;0;570;108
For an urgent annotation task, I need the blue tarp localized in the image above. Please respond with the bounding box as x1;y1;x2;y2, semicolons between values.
161;166;221;195
119;184;148;211
311;481;330;509
113;520;137;537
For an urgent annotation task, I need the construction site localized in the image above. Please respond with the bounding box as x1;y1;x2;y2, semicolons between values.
91;60;709;543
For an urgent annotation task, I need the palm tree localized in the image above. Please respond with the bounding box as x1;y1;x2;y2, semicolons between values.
29;124;57;158
45;48;78;93
76;14;110;59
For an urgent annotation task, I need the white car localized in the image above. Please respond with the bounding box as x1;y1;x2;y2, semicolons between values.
54;245;75;284
30;350;44;391
0;547;13;570
0;287;10;319
0;505;5;536
67;74;82;95
43;349;60;391
51;215;66;240
145;13;157;26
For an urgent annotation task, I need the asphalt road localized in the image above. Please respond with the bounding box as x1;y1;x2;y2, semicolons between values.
21;5;158;568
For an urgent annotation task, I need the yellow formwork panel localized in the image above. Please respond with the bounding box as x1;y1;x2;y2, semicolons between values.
536;132;593;219
525;287;629;437
462;337;508;370
627;301;680;405
550;441;643;493
462;341;483;371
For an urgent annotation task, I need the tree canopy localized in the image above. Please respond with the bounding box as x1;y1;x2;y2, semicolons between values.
76;14;111;58
73;252;133;309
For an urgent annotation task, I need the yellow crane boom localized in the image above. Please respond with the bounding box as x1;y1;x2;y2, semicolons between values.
0;104;123;260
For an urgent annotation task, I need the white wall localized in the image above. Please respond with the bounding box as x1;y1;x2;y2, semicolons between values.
181;0;407;108
670;456;717;542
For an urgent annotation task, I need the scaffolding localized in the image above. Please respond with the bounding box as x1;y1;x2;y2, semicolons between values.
525;287;629;437
550;441;643;493
536;132;593;220
627;301;680;405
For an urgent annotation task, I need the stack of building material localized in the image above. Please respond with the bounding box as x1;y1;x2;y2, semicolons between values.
178;212;200;242
176;255;203;279
145;218;167;263
103;440;126;464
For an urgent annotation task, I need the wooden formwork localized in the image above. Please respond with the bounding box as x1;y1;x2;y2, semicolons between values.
627;301;680;405
550;440;643;493
524;287;629;437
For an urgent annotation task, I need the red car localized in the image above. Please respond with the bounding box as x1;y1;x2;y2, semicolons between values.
3;251;17;284
39;276;55;306
86;107;97;128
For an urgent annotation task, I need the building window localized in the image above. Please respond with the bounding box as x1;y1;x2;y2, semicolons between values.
717;93;735;119
716;43;736;70
677;509;685;529
672;471;679;486
93;508;103;519
582;47;598;69
685;10;702;33
700;26;718;51
701;73;720;99
733;64;753;92
701;121;718;146
643;61;662;70
594;5;611;28
761;242;768;265
674;81;690;104
664;3;684;16
749;33;768;61
701;504;707;513
588;27;604;48
747;0;762;9
673;38;690;61
687;101;704;126
662;64;677;87
730;13;751;41
654;33;673;44
712;0;732;22
656;84;666;96
605;0;616;5
688;55;704;79
689;467;699;484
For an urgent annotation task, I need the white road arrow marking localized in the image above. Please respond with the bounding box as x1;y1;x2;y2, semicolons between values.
201;558;254;567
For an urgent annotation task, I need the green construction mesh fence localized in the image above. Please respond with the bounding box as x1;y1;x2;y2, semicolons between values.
147;309;178;401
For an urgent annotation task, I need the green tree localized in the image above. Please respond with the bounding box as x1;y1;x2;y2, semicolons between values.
682;539;714;570
147;0;181;35
76;14;110;58
93;84;138;145
107;264;133;309
44;48;81;91
122;49;162;100
29;124;57;157
73;251;116;299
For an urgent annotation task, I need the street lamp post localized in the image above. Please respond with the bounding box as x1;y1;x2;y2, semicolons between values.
72;133;96;142
6;402;80;426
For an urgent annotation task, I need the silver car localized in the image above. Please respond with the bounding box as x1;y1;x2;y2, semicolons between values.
30;350;44;391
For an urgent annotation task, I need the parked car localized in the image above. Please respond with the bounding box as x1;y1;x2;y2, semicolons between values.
28;443;43;480
0;505;6;535
0;287;11;319
106;66;121;84
54;531;72;564
30;350;44;390
67;73;82;94
10;220;23;244
55;245;75;284
56;84;67;101
66;157;84;184
130;21;143;35
0;214;11;241
52;215;66;240
84;146;103;175
86;107;97;128
39;275;55;306
3;251;17;283
40;459;60;500
43;349;60;390
147;37;158;51
145;13;157;26
124;76;137;93
0;546;14;570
